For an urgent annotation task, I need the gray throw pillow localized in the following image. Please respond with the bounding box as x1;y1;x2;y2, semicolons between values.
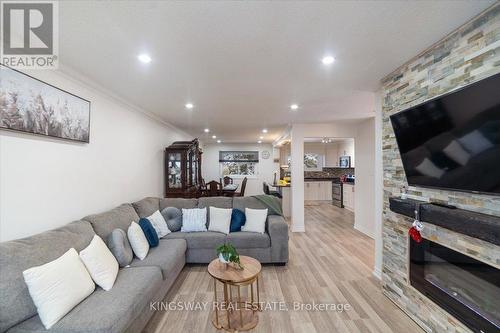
107;228;133;267
161;207;182;232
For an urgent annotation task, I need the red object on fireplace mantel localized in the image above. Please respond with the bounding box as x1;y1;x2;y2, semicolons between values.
408;227;422;243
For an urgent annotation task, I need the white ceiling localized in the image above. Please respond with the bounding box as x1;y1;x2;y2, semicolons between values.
58;1;494;143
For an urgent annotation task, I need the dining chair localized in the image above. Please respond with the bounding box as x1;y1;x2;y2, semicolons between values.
223;176;233;186
199;178;208;197
206;180;222;197
234;177;247;197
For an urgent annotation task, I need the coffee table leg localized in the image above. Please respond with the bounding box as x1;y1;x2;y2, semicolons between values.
213;278;219;327
238;285;243;324
223;282;230;329
257;276;261;311
250;283;254;312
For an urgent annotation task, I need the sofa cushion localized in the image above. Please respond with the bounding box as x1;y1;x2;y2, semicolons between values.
159;198;198;211
197;197;233;209
8;267;163;333
163;231;226;249
132;197;160;218
83;203;139;240
107;229;133;267
0;221;95;333
198;197;233;226
130;239;187;279
230;209;246;232
180;208;207;232
233;197;270;215
138;218;159;248
161;207;182;232
227;232;271;248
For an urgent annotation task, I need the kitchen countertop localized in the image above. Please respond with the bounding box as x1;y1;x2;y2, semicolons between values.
272;183;291;188
304;177;340;182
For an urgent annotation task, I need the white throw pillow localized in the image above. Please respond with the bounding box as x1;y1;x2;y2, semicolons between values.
181;208;207;232
241;208;268;234
147;210;171;238
127;221;149;260
22;248;95;329
208;207;232;234
79;235;119;291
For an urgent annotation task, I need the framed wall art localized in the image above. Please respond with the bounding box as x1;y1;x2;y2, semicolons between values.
0;64;91;142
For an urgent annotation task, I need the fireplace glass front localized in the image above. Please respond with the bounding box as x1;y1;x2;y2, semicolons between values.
409;238;499;333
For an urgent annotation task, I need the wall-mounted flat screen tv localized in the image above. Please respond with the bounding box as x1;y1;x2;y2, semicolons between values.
390;73;500;195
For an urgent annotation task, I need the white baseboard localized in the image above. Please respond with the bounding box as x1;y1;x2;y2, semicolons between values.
354;224;374;239
372;266;382;280
291;225;305;232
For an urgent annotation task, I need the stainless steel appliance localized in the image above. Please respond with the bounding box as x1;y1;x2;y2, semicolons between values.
332;182;343;208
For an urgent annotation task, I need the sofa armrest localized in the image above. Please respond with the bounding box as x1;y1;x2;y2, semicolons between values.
266;215;289;263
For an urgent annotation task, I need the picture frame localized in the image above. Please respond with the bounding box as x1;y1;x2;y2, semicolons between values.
0;64;91;143
339;156;351;168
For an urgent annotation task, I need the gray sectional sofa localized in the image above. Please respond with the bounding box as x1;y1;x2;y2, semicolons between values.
0;196;289;333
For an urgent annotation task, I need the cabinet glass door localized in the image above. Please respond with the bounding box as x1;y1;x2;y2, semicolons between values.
191;152;197;186
168;152;182;188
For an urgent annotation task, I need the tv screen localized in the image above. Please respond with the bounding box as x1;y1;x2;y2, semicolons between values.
390;73;500;195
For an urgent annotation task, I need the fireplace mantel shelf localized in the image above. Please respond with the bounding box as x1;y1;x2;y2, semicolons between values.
389;197;500;246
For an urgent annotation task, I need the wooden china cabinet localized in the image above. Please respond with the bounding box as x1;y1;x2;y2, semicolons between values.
164;139;202;198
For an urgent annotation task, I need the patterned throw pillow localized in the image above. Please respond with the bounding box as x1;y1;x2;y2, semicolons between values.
181;208;207;232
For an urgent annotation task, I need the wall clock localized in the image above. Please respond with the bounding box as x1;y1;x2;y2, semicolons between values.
261;150;270;159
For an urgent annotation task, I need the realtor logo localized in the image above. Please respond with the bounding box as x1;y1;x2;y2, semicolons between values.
1;0;58;69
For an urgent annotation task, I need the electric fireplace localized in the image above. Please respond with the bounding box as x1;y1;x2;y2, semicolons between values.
409;238;499;333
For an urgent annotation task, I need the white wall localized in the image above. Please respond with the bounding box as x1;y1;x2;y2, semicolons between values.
373;91;383;280
201;143;277;196
0;69;191;241
290;125;305;232
353;118;375;238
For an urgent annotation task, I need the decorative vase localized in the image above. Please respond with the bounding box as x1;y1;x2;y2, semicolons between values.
219;253;230;269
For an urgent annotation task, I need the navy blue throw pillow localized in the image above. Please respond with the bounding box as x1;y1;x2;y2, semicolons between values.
230;209;246;232
139;218;159;247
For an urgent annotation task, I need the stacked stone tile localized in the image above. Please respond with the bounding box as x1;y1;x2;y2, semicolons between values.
381;5;500;332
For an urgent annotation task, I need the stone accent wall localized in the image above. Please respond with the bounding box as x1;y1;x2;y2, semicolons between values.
381;5;500;332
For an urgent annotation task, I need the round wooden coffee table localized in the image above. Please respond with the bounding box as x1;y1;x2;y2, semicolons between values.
208;256;262;332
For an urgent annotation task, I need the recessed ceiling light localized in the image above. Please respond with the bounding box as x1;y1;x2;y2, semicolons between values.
212;135;217;139
204;128;210;133
262;129;268;133
257;140;262;144
259;136;264;140
185;103;194;110
322;55;335;65
290;104;299;110
138;54;152;64
216;139;221;143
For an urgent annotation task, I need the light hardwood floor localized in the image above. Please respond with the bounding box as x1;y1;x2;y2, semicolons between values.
144;202;423;333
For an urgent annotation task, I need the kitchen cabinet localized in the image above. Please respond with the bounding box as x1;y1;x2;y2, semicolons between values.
304;181;333;201
343;183;355;211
